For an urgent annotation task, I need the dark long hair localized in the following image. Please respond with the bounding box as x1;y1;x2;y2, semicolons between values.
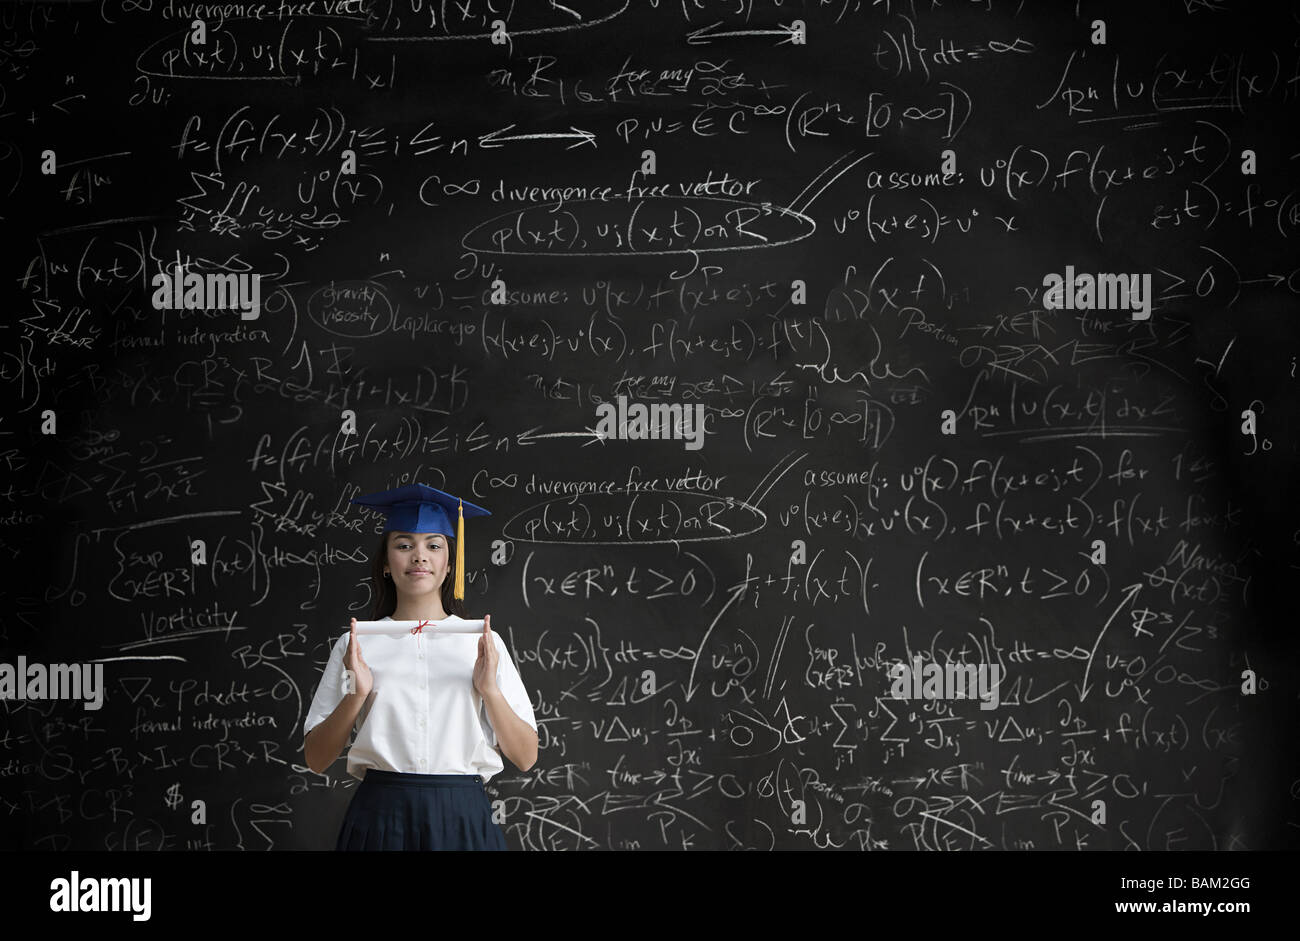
368;532;470;621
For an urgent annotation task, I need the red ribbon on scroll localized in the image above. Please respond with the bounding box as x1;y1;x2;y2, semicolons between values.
410;619;433;635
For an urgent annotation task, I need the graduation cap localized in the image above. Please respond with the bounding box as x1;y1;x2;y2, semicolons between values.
350;483;490;600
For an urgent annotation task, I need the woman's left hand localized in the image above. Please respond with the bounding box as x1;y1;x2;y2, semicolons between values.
473;614;499;698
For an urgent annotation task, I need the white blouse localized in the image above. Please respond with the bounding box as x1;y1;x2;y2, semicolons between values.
302;615;537;782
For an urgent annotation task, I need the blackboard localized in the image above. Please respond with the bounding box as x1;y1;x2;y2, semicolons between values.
2;0;1297;852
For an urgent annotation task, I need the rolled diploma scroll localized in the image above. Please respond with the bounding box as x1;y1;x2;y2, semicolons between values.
348;619;486;634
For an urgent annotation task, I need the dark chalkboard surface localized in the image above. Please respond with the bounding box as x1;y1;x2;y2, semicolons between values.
2;0;1297;852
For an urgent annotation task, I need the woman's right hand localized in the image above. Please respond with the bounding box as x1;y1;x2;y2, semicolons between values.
345;617;373;699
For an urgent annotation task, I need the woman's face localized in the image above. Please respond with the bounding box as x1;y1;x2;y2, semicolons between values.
385;531;450;599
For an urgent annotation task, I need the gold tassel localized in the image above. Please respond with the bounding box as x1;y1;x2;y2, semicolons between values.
454;499;465;601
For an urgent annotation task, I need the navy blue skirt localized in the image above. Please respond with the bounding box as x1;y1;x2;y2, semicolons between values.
335;771;507;851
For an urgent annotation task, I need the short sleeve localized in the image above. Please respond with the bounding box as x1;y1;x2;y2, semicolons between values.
303;633;351;738
480;632;537;747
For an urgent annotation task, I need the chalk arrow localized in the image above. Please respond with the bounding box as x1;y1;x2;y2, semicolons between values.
686;20;802;45
1076;582;1142;701
516;425;606;446
685;578;750;702
578;426;611;447
478;123;596;150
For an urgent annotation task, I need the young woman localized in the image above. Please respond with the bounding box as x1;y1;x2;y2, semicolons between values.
302;484;539;850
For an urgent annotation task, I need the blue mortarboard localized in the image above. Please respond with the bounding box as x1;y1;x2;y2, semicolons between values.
350;484;490;600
